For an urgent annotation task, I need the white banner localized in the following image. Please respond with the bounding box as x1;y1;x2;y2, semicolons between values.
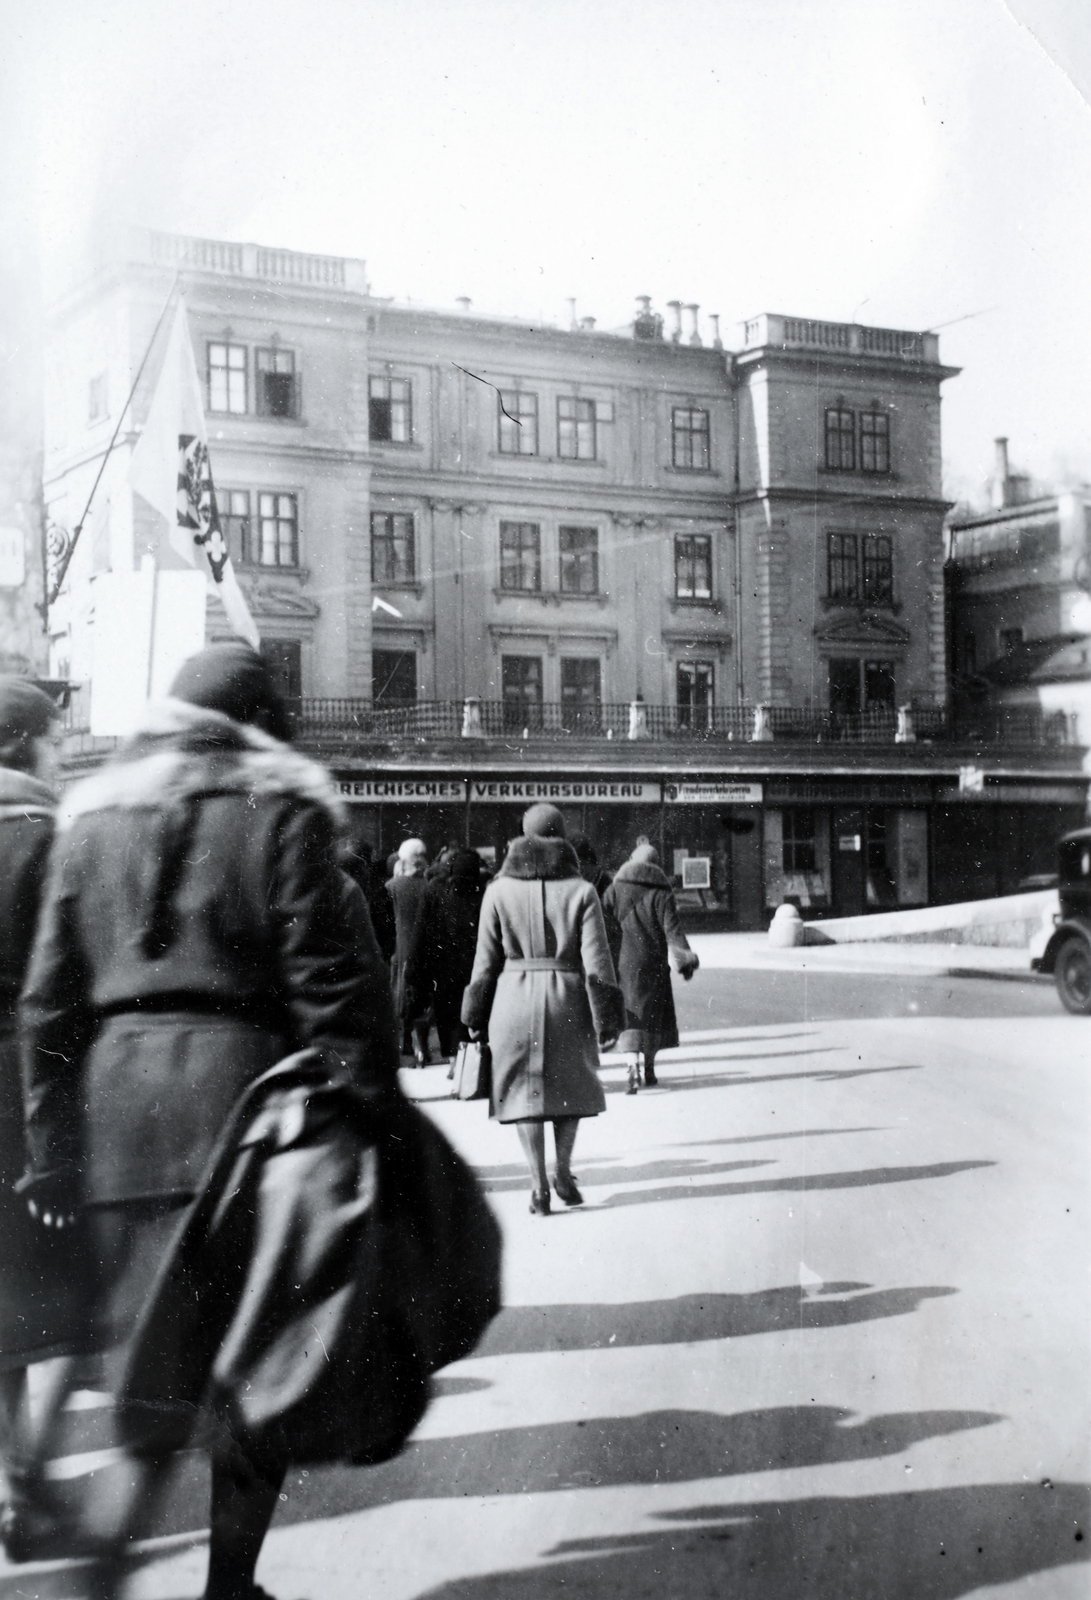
470;779;660;804
665;781;763;804
339;778;466;804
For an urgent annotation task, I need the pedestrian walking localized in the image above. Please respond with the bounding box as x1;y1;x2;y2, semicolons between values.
388;837;438;1065
431;848;486;1061
19;644;400;1600
0;680;86;1560
462;804;622;1214
569;833;613;899
603;841;699;1092
345;838;397;962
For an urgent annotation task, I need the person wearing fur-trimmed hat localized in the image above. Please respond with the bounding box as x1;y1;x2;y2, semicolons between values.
461;803;623;1214
20;644;399;1600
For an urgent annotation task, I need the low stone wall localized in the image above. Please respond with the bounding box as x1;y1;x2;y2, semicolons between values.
815;889;1059;949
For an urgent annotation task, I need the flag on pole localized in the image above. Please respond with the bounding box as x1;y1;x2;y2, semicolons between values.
130;301;260;650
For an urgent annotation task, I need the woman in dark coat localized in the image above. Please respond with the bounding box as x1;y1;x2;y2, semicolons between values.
603;842;699;1093
387;838;438;1064
20;645;399;1600
430;848;485;1060
0;680;85;1557
462;804;622;1214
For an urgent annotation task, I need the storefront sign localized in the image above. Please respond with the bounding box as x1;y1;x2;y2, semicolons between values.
338;778;466;803
665;781;763;804
470;779;659;804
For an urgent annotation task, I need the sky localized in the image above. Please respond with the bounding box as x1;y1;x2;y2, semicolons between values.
7;0;1091;503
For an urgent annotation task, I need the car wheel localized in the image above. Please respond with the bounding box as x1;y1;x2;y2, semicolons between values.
1056;937;1091;1014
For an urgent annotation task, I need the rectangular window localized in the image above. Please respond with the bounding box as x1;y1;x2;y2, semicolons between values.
501;655;543;729
560;657;601;730
827;532;859;601
208;343;247;414
372;649;417;704
218;489;252;565
498;390;538;455
677;661;714;730
256;492;299;567
829;657;862;717
864;659;896;709
499;521;541;591
999;626;1024;653
88;373;107;423
862;533;893;605
559;526;599;594
370;513;415;585
860;410;889;473
674;533;712;600
782;810;817;873
255;348;299;418
825;406;855;471
369;375;412;443
557;396;596;460
260;640;302;702
671;407;711;470
961;632;977;674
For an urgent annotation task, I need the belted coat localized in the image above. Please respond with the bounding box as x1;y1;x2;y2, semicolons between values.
602;859;698;1056
461;835;623;1122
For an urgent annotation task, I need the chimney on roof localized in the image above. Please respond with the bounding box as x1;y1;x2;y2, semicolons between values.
455;296;471;312
579;316;596;332
992;437;1033;509
667;301;683;343
685;303;702;346
709;313;723;350
632;296;663;341
566;297;578;331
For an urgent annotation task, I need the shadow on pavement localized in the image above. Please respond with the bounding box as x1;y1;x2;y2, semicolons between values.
674;1125;884;1148
605;1061;922;1095
596;1158;994;1209
476;1283;957;1356
480;1156;774;1193
413;1482;1088;1600
275;1404;1000;1523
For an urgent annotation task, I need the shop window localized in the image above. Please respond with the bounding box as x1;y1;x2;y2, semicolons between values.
865;806;898;908
255;348;299;418
860;410;890;473
499;521;541;591
677;661;714;729
498;390;538;455
782;809;817;873
208;342;247;414
560;657;601;730
369;375;412;443
217;489;252;564
373;649;417;704
675;533;712;600
557;397;596;460
501;655;543;729
559;526;599;593
672;407;710;470
825;406;855;471
371;513;415;585
260;640;302;702
256;492;299;567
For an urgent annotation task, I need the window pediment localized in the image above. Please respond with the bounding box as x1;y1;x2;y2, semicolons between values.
814;612;909;647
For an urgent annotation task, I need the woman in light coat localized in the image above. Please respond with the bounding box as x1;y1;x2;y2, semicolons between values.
462;804;622;1214
603;842;699;1093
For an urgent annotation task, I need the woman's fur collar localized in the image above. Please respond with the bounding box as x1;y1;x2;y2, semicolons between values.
612;859;672;890
0;765;54;815
499;835;581;881
58;698;345;834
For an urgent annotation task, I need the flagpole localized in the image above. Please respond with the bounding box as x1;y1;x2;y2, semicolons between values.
42;272;181;620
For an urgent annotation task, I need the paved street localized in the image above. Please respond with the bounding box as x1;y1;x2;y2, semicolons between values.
2;964;1088;1600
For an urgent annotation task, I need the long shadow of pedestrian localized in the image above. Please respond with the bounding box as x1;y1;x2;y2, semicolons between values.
477;1282;957;1356
270;1403;1000;1523
604;1062;922;1095
596;1158;994;1209
469;1127;882;1182
480;1157;774;1192
410;1482;1089;1600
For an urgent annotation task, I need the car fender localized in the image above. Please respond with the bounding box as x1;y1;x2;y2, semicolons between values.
1034;918;1091;974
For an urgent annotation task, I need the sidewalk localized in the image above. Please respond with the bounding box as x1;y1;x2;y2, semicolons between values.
687;931;1050;982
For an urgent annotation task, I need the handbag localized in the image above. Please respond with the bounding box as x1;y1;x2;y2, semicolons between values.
118;1051;502;1467
454;1038;492;1101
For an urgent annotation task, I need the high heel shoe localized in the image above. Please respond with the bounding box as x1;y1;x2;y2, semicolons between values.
529;1189;551;1215
552;1174;583;1206
643;1065;658;1086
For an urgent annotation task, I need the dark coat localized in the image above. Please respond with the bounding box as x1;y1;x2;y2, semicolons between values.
429;851;485;1052
0;767;87;1364
602;860;698;1056
20;700;399;1210
387;873;439;1027
462;836;622;1122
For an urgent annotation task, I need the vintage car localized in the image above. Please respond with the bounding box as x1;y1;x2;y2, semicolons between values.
1032;826;1091;1012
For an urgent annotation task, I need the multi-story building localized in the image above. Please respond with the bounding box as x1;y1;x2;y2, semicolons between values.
43;233;1088;924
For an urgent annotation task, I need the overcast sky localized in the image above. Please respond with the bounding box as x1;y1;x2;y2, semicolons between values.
10;0;1091;501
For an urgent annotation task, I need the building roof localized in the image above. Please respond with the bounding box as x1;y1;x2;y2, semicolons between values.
983;633;1091;688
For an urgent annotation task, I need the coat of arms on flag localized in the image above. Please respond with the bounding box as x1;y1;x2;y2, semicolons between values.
177;435;229;583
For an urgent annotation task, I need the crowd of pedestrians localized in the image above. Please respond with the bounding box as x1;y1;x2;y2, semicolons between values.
0;647;699;1597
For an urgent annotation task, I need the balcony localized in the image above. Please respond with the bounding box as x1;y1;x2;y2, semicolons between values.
139;231;370;294
742;313;940;365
